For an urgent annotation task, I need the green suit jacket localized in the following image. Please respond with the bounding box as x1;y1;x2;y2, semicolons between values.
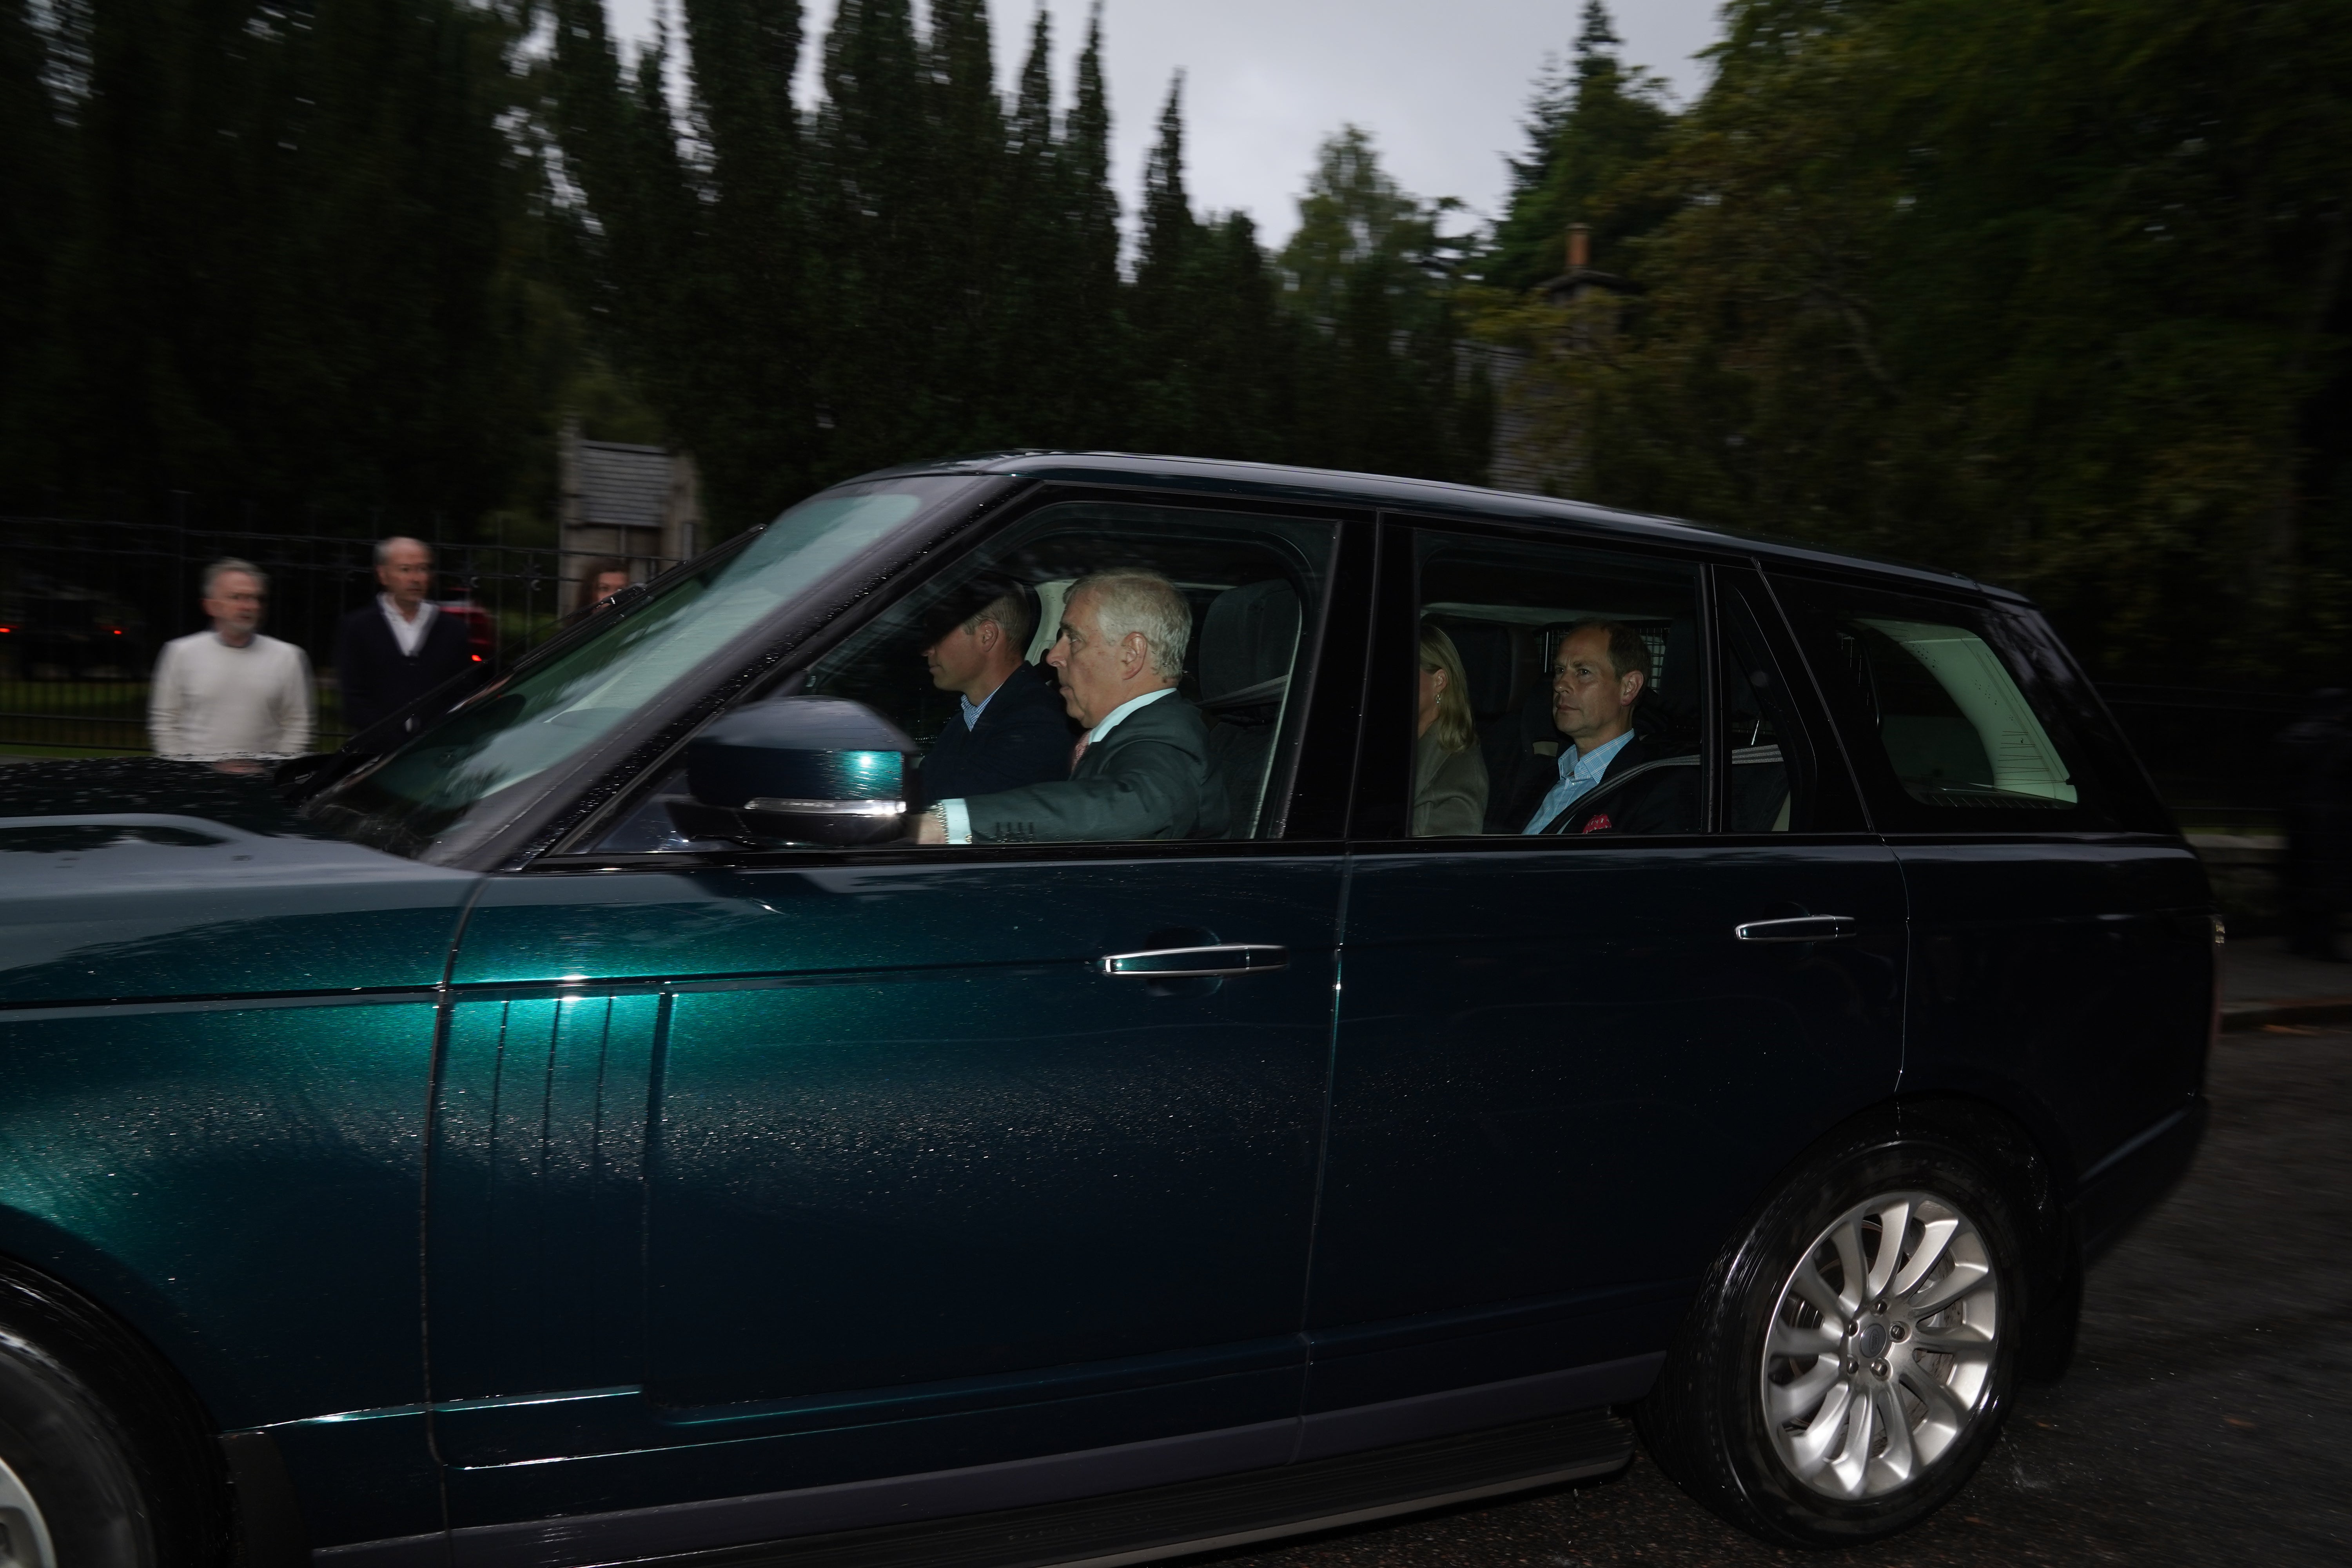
962;691;1223;844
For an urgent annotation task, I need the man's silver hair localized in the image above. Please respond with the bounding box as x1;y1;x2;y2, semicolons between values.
202;557;265;596
1072;571;1191;680
375;535;431;566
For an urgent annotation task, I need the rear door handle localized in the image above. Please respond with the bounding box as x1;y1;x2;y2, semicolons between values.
1097;945;1290;978
1734;915;1858;942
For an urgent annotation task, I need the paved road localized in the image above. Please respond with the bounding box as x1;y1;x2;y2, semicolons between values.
1216;1026;2352;1567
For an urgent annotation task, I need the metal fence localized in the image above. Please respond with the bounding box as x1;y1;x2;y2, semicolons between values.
0;515;652;755
0;516;2316;828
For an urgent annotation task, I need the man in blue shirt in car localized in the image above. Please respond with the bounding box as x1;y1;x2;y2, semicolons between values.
1523;619;1682;835
916;578;1073;803
916;571;1218;844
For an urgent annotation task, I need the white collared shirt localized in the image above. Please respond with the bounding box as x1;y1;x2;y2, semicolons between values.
379;593;437;657
940;685;1178;845
1084;685;1178;742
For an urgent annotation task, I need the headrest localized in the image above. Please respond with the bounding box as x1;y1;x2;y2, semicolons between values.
1200;579;1300;710
1436;619;1517;721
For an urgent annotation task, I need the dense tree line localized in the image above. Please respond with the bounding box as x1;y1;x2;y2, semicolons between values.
0;0;1487;535
1488;0;2352;681
544;0;1489;528
0;0;554;529
4;0;2344;682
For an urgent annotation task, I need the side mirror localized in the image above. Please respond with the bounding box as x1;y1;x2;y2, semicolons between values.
668;698;917;847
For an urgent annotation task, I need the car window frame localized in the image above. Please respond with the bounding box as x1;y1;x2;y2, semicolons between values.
1765;567;2141;837
1717;563;1875;837
527;482;1376;874
1352;511;1723;849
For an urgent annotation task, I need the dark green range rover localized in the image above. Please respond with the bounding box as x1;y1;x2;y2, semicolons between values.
0;454;2211;1567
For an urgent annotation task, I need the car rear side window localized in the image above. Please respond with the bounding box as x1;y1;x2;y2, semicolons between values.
1773;575;2124;831
1410;532;1704;837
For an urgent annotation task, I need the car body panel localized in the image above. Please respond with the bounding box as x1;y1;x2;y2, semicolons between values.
1889;839;2213;1193
430;855;1341;1526
1309;839;1906;1412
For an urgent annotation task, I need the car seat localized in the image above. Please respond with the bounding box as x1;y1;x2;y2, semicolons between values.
1198;579;1301;838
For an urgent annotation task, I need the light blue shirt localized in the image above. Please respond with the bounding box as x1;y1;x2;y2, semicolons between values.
958;685;998;730
1522;728;1635;833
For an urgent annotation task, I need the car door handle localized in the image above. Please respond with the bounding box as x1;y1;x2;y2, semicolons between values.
1734;915;1859;942
1096;945;1290;978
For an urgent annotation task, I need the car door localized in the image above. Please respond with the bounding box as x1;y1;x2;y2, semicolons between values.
425;496;1368;1550
1766;573;2211;1253
1300;527;1906;1447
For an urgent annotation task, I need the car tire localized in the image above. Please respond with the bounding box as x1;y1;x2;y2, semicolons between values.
1637;1121;2028;1547
0;1269;225;1568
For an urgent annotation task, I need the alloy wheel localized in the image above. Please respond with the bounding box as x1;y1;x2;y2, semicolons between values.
0;1452;56;1568
1759;1189;2002;1500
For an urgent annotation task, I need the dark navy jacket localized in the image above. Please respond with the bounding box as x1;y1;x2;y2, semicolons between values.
919;664;1074;804
334;602;473;738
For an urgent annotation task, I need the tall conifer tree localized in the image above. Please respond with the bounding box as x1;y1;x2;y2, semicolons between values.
1058;5;1124;445
811;0;931;472
684;0;817;514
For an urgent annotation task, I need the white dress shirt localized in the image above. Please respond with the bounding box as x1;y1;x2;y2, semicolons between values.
379;593;437;656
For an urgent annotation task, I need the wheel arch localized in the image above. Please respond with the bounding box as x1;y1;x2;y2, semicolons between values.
0;1245;238;1565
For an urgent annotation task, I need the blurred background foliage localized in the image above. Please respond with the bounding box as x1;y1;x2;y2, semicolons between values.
0;0;2344;681
1483;0;2351;681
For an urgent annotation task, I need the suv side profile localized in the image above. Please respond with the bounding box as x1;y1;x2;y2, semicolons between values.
0;454;2210;1566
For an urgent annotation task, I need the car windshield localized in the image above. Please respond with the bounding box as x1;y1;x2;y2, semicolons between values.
306;476;990;861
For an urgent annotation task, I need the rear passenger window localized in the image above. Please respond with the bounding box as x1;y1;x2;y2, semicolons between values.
1775;577;2120;831
1414;533;1702;837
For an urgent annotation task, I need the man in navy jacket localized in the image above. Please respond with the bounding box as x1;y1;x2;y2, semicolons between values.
916;578;1073;803
334;536;474;738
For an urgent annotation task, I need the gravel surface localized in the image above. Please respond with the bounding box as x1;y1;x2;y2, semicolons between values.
1211;1025;2352;1567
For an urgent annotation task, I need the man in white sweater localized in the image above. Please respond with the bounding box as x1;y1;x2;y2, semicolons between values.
148;558;315;770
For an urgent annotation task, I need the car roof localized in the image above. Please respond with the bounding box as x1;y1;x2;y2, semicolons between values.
858;450;2015;603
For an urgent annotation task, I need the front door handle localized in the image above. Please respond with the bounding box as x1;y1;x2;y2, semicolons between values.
1735;915;1858;943
1097;945;1290;978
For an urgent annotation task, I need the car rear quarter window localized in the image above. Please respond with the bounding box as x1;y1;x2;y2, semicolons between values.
1771;575;2136;833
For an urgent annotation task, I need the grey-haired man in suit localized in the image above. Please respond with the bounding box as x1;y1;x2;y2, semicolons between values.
917;570;1220;844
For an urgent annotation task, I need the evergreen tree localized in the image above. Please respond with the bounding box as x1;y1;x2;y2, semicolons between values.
684;0;817;515
0;0;63;481
1128;73;1205;451
1056;5;1125;446
15;0;536;524
810;0;933;473
1280;127;1484;481
1485;0;1673;291
1497;0;2352;679
920;0;1004;445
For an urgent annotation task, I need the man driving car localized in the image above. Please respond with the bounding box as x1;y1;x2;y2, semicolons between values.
917;571;1217;844
917;578;1073;801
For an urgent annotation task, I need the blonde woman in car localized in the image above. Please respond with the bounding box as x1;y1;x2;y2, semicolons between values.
1414;623;1490;836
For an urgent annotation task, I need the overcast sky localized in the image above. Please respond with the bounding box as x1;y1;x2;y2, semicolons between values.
601;0;1725;248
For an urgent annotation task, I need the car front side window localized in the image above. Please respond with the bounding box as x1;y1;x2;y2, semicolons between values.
584;502;1339;855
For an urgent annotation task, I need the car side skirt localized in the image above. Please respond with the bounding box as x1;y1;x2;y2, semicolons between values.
315;1357;1657;1568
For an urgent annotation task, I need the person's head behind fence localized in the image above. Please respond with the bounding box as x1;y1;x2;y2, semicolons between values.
376;536;433;609
580;558;632;610
201;557;265;599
